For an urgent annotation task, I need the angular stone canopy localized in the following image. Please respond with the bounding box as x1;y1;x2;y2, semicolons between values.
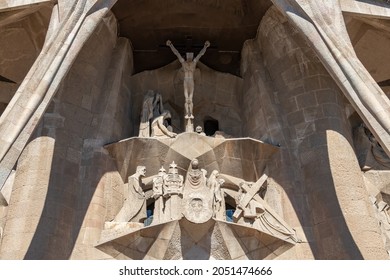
105;133;278;184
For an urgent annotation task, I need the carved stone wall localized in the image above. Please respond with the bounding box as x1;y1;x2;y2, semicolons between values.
0;1;389;260
0;12;132;260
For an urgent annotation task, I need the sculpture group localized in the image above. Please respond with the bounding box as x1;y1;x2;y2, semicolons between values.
138;40;211;137
138;90;176;138
112;159;297;242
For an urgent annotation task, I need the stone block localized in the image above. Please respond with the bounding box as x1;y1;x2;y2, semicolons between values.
303;106;323;122
286;79;304;91
75;107;93;126
318;75;338;90
64;118;86;135
295;122;316;140
314;118;331;132
322;103;342;118
296;92;317;109
285;85;305;97
43;113;65;129
281;65;303;83
303;76;320;92
280;96;298;113
308;132;327;148
316;89;337;104
286;110;305;126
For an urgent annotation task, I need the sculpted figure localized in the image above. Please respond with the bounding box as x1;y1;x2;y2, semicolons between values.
139;90;164;137
151;167;167;225
186;158;207;189
163;162;184;220
374;200;390;255
113;166;147;223
195;125;206;136
151;110;177;138
182;159;213;223
166;40;210;119
236;181;265;219
364;125;390;168
207;170;225;220
234;178;297;241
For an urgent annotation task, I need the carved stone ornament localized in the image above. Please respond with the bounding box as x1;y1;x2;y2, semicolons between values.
183;192;213;223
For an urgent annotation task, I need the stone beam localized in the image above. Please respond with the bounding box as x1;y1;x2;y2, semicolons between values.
340;0;390;19
0;0;54;12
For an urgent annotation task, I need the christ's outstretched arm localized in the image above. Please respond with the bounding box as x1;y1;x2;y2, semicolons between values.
194;41;210;63
166;40;185;63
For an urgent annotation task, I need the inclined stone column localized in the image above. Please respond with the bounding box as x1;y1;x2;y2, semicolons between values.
257;6;386;259
271;0;390;157
0;7;132;259
0;0;118;192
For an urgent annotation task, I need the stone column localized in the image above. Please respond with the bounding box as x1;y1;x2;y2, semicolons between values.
0;7;133;259
271;0;390;157
259;6;387;259
0;136;54;259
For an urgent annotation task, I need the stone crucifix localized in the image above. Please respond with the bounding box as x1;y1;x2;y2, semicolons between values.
166;39;210;126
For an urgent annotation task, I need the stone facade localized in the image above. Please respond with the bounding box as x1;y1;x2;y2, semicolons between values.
0;0;390;260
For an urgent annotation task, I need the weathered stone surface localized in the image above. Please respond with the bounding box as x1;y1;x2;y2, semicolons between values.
0;0;52;12
96;217;294;260
1;0;390;260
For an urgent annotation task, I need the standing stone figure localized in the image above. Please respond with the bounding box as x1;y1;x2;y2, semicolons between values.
207;170;225;220
139;90;164;137
163;162;184;221
151;167;167;225
185;158;207;189
166;40;210;120
113;166;147;223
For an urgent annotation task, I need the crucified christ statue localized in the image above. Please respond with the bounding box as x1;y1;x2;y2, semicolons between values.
166;40;210;119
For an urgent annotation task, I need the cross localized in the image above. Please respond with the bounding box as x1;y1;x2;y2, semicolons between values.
233;173;268;219
159;166;166;173
161;35;215;55
169;161;178;169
